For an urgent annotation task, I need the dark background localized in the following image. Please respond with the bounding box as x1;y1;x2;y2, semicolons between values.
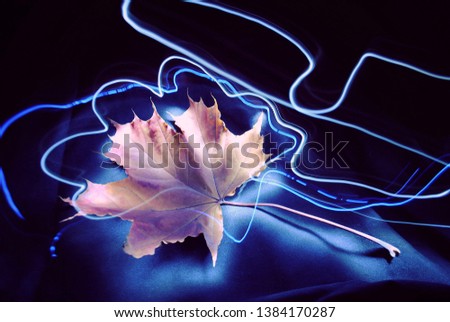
1;0;450;301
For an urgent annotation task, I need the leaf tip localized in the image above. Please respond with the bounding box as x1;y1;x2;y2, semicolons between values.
150;97;157;113
60;196;72;205
253;113;264;132
187;91;195;104
60;212;82;223
108;118;121;129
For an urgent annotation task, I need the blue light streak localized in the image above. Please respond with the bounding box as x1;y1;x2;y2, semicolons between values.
121;0;450;199
250;167;449;213
1;0;449;256
317;190;338;200
183;0;450;165
229;168;450;236
0;168;24;220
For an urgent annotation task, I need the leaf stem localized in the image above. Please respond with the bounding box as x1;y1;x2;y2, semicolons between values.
222;201;400;258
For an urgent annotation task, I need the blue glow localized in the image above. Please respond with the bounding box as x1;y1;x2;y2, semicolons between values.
249;166;450;213
118;0;450;204
0;168;24;220
3;56;448;224
345;199;368;205
317;190;338;200
183;0;450;168
246;169;450;229
1;0;450;260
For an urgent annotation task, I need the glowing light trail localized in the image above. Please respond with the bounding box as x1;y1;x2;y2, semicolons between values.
123;0;450;175
1;0;449;256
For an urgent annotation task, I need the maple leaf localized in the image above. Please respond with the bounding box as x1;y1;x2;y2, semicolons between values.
67;97;268;265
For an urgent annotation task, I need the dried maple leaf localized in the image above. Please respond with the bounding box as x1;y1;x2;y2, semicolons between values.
67;97;268;265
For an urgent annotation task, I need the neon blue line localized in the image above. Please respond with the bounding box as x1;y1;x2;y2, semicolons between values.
40;79;161;209
317;190;338;200
186;2;450;111
252;167;449;212
383;163;411;191
2;0;450;224
121;0;450;200
0;168;25;220
3;52;446;222
225;167;450;242
3;0;450;257
164;58;450;200
1;105;69;138
221;169;274;243
0;62;295;220
0;84;144;138
2;58;448;224
345;199;368;204
358;168;421;203
394;168;420;194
